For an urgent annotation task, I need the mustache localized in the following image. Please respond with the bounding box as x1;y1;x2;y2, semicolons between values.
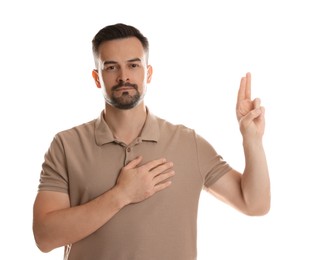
112;81;138;91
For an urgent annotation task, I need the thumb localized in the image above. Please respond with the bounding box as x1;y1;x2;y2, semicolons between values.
240;107;262;127
124;156;143;169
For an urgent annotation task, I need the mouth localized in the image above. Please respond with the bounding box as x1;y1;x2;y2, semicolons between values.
112;82;138;92
114;86;135;91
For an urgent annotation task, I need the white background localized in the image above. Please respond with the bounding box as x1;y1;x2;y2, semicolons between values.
1;0;315;259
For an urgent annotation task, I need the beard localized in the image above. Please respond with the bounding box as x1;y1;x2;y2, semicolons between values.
105;81;144;110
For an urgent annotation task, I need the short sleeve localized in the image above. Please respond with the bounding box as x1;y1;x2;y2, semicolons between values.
38;134;69;193
195;132;232;188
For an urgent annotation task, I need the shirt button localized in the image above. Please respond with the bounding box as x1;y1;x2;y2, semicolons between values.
126;147;131;152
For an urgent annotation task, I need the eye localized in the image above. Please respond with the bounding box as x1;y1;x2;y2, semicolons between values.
129;63;140;69
105;65;117;71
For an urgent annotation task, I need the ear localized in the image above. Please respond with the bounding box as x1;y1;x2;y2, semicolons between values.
146;65;153;83
92;69;101;88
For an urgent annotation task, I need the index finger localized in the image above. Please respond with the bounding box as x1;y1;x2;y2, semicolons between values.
141;158;168;172
237;72;252;103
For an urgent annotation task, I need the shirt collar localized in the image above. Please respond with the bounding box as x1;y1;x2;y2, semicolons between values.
94;107;160;146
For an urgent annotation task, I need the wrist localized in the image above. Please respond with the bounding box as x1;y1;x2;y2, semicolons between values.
110;186;131;209
242;137;265;160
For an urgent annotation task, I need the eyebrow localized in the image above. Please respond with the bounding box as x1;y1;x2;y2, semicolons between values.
103;58;142;65
127;58;142;63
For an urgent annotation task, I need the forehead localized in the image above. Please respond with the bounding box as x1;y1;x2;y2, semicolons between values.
98;37;146;62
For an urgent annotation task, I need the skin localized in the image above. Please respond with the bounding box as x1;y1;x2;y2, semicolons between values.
33;37;270;253
207;72;270;214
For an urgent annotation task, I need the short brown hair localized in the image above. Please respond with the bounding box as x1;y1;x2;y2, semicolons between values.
92;23;149;66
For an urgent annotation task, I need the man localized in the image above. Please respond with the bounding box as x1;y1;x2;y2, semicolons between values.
33;23;270;260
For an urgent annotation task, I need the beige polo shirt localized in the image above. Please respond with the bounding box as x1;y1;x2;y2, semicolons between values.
38;108;231;260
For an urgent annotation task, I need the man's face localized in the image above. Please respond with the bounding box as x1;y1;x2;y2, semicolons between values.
95;37;152;109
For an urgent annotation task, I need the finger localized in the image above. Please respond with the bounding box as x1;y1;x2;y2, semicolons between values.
240;107;262;126
237;72;251;104
261;106;265;116
124;156;143;170
237;76;246;104
253;97;261;109
257;106;265;122
246;72;251;100
150;162;174;177
153;180;172;193
141;158;167;172
153;170;175;184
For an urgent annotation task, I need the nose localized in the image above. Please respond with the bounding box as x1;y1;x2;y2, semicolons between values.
117;68;130;83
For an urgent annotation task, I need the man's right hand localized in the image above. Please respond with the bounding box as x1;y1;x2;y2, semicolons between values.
115;156;175;204
33;156;175;252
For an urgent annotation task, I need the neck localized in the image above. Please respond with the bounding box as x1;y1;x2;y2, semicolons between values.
103;103;147;144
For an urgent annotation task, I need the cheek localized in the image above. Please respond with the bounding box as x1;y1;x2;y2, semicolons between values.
101;74;114;87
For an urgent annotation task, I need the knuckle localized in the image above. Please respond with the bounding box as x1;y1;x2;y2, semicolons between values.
144;189;153;197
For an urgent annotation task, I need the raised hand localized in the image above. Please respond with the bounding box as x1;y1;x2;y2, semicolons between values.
116;156;175;204
236;72;265;139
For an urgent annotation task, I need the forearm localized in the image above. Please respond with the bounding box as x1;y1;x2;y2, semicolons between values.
34;157;174;252
241;138;270;215
34;187;128;252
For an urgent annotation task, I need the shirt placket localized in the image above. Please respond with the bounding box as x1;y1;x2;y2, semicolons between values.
123;137;142;165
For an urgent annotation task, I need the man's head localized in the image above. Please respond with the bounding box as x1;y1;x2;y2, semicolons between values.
92;23;150;68
91;23;152;110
